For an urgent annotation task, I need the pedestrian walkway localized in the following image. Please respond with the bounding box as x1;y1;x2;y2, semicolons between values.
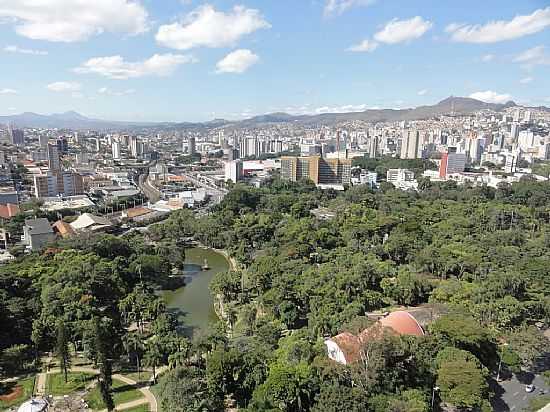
31;364;157;412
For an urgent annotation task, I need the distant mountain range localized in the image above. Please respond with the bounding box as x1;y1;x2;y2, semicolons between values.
1;97;546;131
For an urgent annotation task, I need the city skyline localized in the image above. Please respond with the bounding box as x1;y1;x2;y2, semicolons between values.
0;0;549;122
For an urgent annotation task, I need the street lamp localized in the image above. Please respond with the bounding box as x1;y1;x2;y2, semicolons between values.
431;386;440;411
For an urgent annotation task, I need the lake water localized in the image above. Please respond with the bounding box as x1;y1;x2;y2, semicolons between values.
161;247;229;337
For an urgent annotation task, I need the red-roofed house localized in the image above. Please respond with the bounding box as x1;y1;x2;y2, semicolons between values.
0;203;20;219
325;310;425;365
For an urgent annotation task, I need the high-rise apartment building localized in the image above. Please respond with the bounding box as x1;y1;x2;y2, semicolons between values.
112;141;121;160
34;172;84;198
281;156;352;186
400;129;420;159
47;144;60;171
225;160;243;183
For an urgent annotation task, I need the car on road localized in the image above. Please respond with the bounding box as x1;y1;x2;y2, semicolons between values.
525;384;535;393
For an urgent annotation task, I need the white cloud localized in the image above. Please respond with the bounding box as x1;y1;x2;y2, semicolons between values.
348;39;378;52
0;0;148;42
374;16;432;44
323;0;375;17
520;77;533;84
156;5;270;50
469;90;512;104
417;89;428;96
481;54;494;62
514;45;550;69
75;54;197;80
216;49;259;74
46;82;82;92
0;88;18;95
314;104;369;114
446;7;550;43
98;87;136;96
4;45;48;55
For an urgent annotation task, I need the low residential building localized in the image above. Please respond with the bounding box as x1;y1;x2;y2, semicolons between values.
22;218;55;251
70;213;112;233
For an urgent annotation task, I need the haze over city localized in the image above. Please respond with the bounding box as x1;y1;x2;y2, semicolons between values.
0;0;549;121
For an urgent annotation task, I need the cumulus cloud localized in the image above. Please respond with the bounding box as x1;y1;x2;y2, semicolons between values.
417;89;428;96
481;54;494;62
520;77;533;84
74;54;197;80
347;39;378;52
0;0;148;42
216;49;259;74
0;88;18;95
46;82;82;92
469;91;512;104
156;5;270;50
4;45;48;55
323;0;375;18
446;7;550;43
374;16;432;44
98;87;136;96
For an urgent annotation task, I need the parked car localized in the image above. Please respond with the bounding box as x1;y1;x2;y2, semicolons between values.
525;384;535;393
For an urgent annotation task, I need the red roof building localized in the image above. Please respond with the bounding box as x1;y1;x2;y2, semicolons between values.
325;310;425;365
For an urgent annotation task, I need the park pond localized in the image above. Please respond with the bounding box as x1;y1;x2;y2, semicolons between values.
161;247;229;337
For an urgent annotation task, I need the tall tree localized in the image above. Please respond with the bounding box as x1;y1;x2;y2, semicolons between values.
55;320;71;383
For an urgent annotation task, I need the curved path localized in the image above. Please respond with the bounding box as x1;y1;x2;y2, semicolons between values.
34;365;158;412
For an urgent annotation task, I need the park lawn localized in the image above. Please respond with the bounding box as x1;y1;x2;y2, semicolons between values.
46;372;96;395
149;383;163;412
85;378;144;411
123;405;151;412
122;371;153;385
528;394;550;412
0;376;35;409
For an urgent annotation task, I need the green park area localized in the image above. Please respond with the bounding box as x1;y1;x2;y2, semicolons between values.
46;372;96;396
0;376;36;409
85;378;145;410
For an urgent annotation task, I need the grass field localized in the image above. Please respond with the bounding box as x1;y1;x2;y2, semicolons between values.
123;404;151;412
121;370;153;385
85;378;144;410
0;376;35;409
46;372;96;395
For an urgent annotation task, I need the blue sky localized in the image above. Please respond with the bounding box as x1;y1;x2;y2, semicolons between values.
0;0;549;122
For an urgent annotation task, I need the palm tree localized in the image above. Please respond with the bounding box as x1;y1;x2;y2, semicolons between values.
123;333;144;379
144;343;163;384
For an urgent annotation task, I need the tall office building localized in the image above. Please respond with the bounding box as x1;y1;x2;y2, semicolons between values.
400;129;420;159
47;144;60;171
188;137;196;156
8;125;25;146
281;156;352;186
57;137;69;154
439;148;467;178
